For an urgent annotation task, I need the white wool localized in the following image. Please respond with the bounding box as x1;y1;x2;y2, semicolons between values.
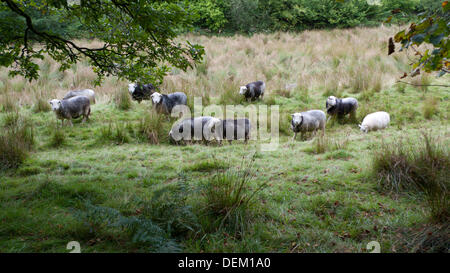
151;92;163;104
291;113;303;126
326;96;337;108
49;99;61;111
359;111;390;133
128;83;136;94
204;117;222;141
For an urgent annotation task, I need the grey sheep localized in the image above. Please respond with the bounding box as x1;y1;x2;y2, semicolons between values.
49;96;91;127
151;92;188;115
210;118;251;144
63;89;96;104
239;81;265;101
326;96;358;121
169;116;217;144
291;110;326;141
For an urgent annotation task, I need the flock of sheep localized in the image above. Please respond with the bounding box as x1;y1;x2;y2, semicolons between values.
48;80;390;143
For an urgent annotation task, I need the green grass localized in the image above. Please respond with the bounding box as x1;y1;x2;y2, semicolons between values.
0;30;449;252
0;78;448;253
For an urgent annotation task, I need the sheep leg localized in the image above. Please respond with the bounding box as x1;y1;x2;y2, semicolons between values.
292;132;297;141
68;119;73;127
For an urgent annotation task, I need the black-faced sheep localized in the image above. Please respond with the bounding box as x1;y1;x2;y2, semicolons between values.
326;96;358;121
291;110;326;141
151;92;188;115
128;83;155;103
359;111;390;133
239;81;265;101
63;89;96;104
49;96;90;127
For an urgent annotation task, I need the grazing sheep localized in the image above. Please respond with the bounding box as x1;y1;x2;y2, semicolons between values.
151;92;188;115
63;89;96;104
291;110;326;141
210;118;251;144
128;83;155;103
169;116;216;143
239;81;265;101
326;96;358;121
49;96;90;127
359;111;390;133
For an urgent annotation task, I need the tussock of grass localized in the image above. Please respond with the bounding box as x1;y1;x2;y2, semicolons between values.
304;134;349;154
422;97;439;120
98;122;130;144
218;82;244;105
0;115;34;170
200;155;266;237
33;97;51;113
183;158;229;172
373;132;449;223
114;88;132;110
137;111;171;144
49;127;66;148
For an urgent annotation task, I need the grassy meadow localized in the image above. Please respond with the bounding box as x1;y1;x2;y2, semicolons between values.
0;26;449;253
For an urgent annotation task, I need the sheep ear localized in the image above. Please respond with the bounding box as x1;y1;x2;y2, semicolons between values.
358;124;362;128
291;114;294;118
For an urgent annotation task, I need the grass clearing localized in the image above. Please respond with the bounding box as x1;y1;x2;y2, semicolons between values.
0;26;449;253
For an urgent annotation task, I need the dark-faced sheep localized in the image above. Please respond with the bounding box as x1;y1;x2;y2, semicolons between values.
291;110;326;141
128;83;155;103
151;92;188;115
49;96;90;127
63;89;96;104
239;81;265;101
326;96;358;121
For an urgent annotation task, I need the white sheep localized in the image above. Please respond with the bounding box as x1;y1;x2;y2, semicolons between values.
359;111;390;133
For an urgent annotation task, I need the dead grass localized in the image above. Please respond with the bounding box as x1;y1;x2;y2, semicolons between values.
0;26;411;108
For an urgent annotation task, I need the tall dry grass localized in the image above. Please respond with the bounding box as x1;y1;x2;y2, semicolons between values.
0;26;410;108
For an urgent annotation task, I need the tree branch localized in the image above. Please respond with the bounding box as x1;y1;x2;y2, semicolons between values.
397;80;450;88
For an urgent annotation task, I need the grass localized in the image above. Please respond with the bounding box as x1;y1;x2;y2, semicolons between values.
0;26;449;253
199;155;267;237
0;114;34;170
114;88;132;111
136;110;172;144
373;132;449;223
33;97;51;113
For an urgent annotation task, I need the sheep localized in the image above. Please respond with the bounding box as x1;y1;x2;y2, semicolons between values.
291;110;326;141
63;89;96;104
209;118;251;144
239;81;265;101
359;111;390;133
169;116;217;144
326;96;358;121
49;96;90;127
128;83;155;103
151;92;188;115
